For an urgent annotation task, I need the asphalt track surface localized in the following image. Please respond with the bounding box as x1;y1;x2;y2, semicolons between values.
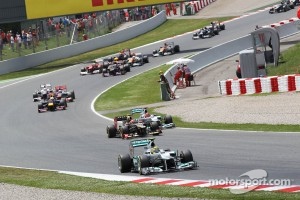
1;10;299;184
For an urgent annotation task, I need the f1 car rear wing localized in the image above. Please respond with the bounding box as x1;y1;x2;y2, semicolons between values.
131;108;147;115
129;138;155;157
55;85;67;91
130;138;154;148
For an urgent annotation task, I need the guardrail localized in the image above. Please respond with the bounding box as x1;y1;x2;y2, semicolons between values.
164;17;300;95
0;11;167;75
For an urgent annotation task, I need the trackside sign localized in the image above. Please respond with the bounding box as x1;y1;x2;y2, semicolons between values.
25;0;185;19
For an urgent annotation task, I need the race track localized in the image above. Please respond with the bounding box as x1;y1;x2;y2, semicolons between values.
0;9;299;184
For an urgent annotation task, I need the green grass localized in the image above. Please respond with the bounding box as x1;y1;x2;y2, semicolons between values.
0;167;299;200
0;17;231;81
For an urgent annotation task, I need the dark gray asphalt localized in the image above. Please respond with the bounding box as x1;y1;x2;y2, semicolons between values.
0;10;299;184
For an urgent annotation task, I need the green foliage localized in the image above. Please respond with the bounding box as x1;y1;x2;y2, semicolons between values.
267;43;300;76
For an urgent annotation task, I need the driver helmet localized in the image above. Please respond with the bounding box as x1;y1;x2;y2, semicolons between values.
114;57;118;61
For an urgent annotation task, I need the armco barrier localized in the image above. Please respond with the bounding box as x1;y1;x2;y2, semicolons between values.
219;74;300;95
165;17;300;94
0;11;167;75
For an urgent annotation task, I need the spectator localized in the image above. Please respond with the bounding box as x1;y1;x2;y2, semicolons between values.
183;64;192;87
174;66;183;85
158;71;175;99
171;3;177;15
236;60;242;78
165;4;171;16
22;30;27;49
10;34;15;52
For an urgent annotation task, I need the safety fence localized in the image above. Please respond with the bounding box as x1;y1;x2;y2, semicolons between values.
219;74;300;95
0;11;167;75
0;7;156;62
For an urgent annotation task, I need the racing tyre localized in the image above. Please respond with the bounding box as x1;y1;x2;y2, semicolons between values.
150;121;159;132
125;65;130;72
138;155;150;175
38;103;43;113
164;115;173;124
33;93;38;99
107;125;117;138
143;56;149;63
120;125;129;139
220;24;225;30
121;70;126;75
180;150;193;163
174;45;180;53
71;91;75;99
118;154;132;173
59;98;67;107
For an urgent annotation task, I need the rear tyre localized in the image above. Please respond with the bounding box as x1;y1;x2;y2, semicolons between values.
107;125;117;138
118;154;132;173
174;45;180;53
120;125;129;139
71;91;75;99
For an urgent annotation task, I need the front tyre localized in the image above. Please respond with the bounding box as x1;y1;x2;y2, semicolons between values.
118;154;132;173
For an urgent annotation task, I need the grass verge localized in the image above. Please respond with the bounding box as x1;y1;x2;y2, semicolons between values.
0;167;299;200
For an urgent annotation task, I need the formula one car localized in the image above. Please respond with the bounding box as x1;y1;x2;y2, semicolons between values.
125;53;149;67
33;83;53;102
291;0;300;6
192;27;214;39
54;85;75;102
152;42;180;57
118;138;198;175
207;21;225;35
269;1;293;13
37;97;67;113
131;108;175;129
102;62;129;77
80;59;109;75
106;115;162;139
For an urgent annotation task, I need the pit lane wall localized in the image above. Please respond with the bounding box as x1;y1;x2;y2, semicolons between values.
0;11;167;75
164;17;300;95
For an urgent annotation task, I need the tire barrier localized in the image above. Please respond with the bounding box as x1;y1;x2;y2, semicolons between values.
218;74;300;95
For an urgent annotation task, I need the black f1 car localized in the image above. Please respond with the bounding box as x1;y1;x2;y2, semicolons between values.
193;21;225;40
106;115;162;139
269;0;294;14
102;61;129;77
193;27;214;39
118;138;198;175
152;42;180;57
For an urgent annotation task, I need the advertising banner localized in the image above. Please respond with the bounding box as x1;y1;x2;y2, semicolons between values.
25;0;185;19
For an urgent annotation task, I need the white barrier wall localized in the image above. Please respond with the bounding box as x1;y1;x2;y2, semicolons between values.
0;11;167;75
